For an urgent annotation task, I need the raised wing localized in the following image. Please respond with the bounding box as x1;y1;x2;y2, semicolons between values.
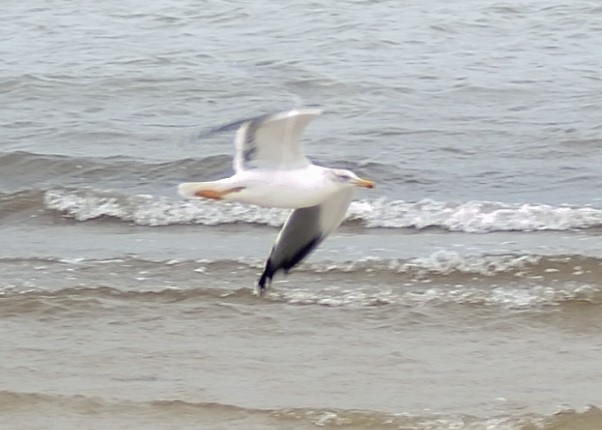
257;187;354;292
233;109;322;172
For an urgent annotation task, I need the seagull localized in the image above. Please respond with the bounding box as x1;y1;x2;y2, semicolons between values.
178;109;374;295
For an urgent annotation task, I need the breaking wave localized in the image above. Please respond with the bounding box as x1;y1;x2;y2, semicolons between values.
2;253;600;281
2;391;601;430
1;254;600;310
2;151;601;232
37;187;602;232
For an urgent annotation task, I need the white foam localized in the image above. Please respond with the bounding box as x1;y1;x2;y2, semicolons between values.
4;253;600;309
403;250;542;276
276;282;601;310
44;189;288;227
348;198;602;232
44;189;602;232
304;251;542;278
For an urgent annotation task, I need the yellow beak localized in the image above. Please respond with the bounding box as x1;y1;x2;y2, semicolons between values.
354;178;375;189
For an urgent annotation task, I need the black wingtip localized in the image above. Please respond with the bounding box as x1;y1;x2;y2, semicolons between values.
256;260;274;295
257;272;270;291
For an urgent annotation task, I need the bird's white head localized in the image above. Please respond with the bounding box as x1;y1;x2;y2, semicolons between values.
329;168;375;189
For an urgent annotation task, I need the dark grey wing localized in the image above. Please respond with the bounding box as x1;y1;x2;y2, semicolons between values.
257;188;354;292
257;205;324;291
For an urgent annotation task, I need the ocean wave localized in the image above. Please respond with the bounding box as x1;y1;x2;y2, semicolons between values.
41;187;602;232
2;254;600;310
4;279;600;311
0;150;231;191
0;150;380;192
2;390;601;430
0;189;44;216
278;279;602;309
348;198;602;232
3;150;602;232
2;253;600;280
307;252;602;286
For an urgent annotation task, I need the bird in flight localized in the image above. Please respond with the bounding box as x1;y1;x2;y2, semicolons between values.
179;109;374;295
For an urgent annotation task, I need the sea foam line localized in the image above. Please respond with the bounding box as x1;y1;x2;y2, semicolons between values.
348;198;602;232
43;188;602;232
2;253;600;285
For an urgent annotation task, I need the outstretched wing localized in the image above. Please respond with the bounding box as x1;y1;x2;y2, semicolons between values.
232;109;322;172
257;187;354;292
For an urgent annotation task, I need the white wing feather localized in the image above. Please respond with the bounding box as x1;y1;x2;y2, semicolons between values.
234;109;322;172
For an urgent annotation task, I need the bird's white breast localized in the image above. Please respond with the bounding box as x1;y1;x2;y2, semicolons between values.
223;165;341;209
